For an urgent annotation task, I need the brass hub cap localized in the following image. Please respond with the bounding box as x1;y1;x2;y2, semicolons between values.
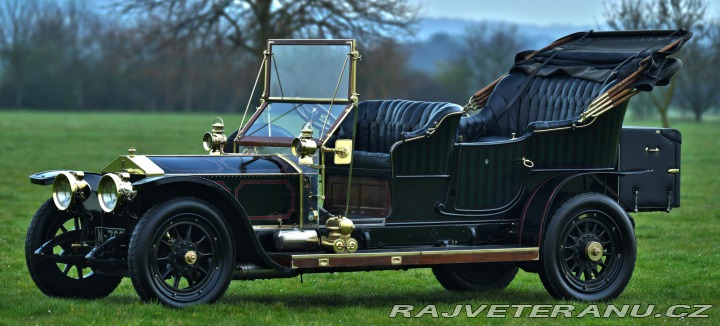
584;241;603;262
184;251;198;265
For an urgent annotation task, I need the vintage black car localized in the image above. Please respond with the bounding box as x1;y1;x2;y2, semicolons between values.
27;30;690;307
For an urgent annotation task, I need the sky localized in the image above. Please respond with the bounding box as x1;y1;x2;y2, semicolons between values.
412;0;718;26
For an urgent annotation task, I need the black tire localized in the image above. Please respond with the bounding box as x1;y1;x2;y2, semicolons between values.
538;193;636;301
128;197;235;307
432;262;518;291
25;199;122;299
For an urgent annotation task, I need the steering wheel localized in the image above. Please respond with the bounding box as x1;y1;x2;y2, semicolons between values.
296;104;337;131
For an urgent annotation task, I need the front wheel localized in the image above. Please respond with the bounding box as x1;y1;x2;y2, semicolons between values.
25;199;122;299
432;262;518;291
538;193;636;301
128;198;235;307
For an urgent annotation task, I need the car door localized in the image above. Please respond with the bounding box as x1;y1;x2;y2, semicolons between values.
444;139;527;213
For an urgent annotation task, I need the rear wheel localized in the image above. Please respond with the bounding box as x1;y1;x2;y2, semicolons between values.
539;193;636;301
432;262;518;291
128;197;235;307
25;199;122;299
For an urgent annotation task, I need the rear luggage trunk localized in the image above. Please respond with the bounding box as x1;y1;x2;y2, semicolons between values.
618;127;681;212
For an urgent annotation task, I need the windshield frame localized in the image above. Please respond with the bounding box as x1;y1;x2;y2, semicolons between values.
236;101;355;148
263;39;357;103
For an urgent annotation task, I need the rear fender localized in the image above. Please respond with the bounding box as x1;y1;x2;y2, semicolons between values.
518;171;645;249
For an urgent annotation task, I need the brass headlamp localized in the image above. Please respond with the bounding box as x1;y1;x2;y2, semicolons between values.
203;117;227;155
291;123;318;165
52;171;90;211
97;172;135;213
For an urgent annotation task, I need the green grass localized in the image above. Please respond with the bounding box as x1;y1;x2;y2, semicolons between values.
0;110;719;324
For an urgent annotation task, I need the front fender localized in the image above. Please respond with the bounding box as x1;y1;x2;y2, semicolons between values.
29;170;103;213
30;170;101;186
133;175;293;274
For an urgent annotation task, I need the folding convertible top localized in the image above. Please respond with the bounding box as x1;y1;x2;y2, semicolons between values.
467;29;693;117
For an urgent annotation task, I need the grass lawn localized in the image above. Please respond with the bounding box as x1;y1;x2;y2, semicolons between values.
0;110;718;325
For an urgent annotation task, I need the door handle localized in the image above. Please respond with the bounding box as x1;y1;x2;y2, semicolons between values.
521;157;534;168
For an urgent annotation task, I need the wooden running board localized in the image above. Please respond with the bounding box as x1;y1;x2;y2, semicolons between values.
271;246;539;269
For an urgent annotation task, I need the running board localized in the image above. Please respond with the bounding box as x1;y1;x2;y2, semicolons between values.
271;246;539;269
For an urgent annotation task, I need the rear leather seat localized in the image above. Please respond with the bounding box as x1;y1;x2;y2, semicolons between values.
458;73;607;143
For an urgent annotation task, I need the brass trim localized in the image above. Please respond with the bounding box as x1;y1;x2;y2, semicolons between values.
289;247;537;259
285;247;540;269
275;155;302;174
585;241;603;262
668;168;680;174
324;139;352;165
275;154;304;227
52;171;90;211
184;251;198;265
265;39;356;102
101;155;164;176
267;97;353;103
290;251;421;259
164;173;301;176
202;117;227;155
320;103;355;145
98;172;135;213
252;225;302;230
418;247;538;255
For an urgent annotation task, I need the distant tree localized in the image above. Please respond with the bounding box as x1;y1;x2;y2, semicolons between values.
435;23;527;105
0;0;112;109
603;0;709;127
358;39;409;100
435;58;471;104
604;0;655;29
116;0;418;56
675;22;720;121
463;23;525;91
0;0;39;107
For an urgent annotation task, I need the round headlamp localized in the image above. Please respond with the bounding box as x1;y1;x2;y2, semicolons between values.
52;171;89;211
291;137;318;157
202;118;227;155
98;173;134;213
202;131;227;152
291;123;318;165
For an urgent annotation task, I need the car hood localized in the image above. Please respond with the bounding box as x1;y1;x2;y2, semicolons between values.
102;154;301;176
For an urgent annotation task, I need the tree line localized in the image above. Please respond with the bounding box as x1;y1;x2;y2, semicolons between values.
0;0;718;126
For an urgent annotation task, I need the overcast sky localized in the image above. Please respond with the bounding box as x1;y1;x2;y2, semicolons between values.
413;0;718;26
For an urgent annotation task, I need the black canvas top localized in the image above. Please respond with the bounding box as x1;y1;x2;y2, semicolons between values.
511;29;693;92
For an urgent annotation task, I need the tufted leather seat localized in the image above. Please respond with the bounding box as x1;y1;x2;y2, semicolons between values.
458;73;607;143
328;100;463;177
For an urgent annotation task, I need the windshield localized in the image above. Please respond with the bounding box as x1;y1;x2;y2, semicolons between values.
268;41;353;101
244;102;348;139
